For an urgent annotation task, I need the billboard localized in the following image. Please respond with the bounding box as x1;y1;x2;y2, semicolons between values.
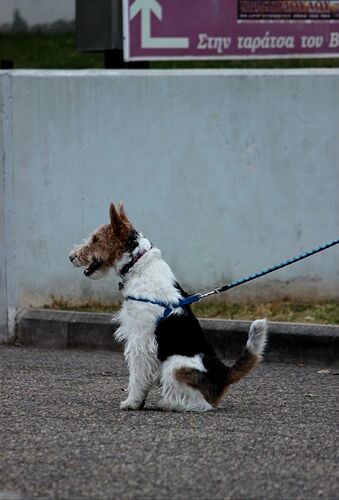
238;1;339;21
123;0;339;60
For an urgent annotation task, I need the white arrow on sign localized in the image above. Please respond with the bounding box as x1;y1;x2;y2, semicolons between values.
130;0;189;49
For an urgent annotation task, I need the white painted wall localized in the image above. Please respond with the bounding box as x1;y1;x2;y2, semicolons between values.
1;69;339;341
0;0;75;29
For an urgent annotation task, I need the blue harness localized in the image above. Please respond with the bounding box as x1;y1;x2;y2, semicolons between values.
126;237;339;322
126;294;202;321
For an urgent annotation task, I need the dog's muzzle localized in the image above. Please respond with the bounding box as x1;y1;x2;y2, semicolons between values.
69;254;104;276
69;254;82;267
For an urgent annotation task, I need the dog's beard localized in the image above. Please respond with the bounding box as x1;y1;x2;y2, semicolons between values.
83;258;104;277
85;266;108;280
70;253;108;280
83;258;112;280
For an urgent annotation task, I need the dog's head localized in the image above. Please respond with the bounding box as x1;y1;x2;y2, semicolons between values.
69;202;137;279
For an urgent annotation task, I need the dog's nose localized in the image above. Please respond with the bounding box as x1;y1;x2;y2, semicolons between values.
69;255;75;262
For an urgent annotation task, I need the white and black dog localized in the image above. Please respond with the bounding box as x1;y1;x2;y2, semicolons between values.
69;202;267;412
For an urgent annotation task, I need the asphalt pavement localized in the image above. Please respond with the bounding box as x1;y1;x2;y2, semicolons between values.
1;346;338;499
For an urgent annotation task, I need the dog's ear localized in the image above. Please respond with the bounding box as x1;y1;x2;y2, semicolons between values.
118;202;129;225
109;203;122;233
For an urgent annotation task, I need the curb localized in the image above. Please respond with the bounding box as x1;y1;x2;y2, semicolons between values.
16;309;339;366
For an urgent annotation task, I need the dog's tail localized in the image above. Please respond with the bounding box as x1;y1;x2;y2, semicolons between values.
226;318;268;385
175;319;268;407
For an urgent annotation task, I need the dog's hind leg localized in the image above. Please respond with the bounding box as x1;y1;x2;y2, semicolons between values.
163;320;268;409
158;355;213;412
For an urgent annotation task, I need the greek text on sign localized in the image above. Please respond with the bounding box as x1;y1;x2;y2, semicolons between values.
123;0;339;60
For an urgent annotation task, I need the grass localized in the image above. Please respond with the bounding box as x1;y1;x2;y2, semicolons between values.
46;298;339;325
192;300;339;324
153;57;339;70
48;299;120;314
0;33;104;69
1;33;339;69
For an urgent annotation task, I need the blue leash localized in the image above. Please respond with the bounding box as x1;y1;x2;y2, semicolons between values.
127;237;339;320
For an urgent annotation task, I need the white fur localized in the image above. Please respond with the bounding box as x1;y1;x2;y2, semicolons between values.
115;236;189;410
246;318;268;361
159;355;213;412
115;298;161;410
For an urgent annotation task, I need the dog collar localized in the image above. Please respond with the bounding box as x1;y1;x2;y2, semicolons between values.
119;247;152;289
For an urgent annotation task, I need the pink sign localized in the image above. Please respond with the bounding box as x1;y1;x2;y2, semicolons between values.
123;0;339;60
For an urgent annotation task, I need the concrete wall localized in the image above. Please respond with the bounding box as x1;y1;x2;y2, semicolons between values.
1;69;339;341
0;79;8;343
0;0;75;32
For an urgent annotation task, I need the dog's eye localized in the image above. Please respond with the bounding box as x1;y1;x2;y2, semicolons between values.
92;235;99;243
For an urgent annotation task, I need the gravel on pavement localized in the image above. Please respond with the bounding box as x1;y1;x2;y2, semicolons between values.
0;346;338;499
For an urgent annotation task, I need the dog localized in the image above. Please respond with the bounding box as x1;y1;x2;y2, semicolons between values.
69;202;267;412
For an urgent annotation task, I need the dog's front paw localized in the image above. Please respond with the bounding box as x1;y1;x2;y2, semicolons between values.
120;398;144;410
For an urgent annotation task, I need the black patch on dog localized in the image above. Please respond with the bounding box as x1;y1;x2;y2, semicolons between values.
155;306;213;361
155;282;212;360
155;282;230;404
199;354;230;404
125;229;139;253
84;258;104;276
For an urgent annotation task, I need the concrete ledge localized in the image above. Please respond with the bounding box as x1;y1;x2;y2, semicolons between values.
200;318;339;366
17;309;122;351
17;309;339;366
